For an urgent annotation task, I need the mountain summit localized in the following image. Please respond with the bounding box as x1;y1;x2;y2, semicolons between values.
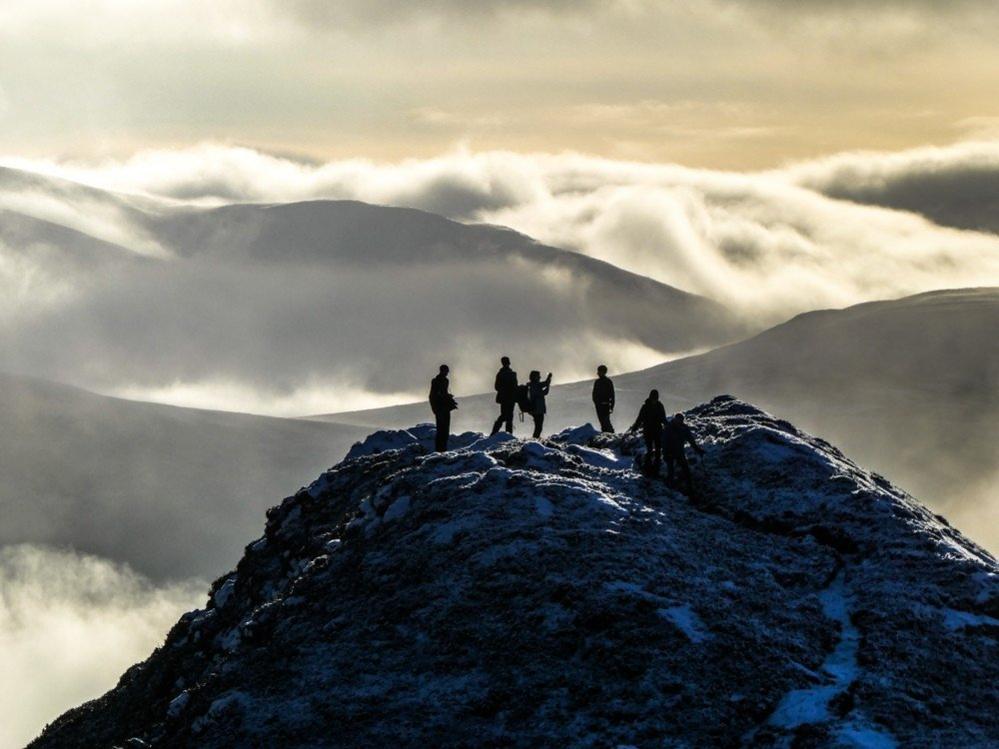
31;397;998;748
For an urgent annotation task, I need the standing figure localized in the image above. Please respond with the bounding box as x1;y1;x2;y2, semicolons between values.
592;364;615;433
663;412;705;492
629;389;668;475
527;370;552;439
428;364;456;452
490;356;519;436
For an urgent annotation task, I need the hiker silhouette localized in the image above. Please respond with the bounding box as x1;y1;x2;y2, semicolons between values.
592;364;615;433
664;412;705;492
629;389;668;474
490;356;518;436
527;370;552;439
428;364;456;451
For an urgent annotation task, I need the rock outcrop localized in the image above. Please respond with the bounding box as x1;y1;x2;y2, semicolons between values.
30;397;999;748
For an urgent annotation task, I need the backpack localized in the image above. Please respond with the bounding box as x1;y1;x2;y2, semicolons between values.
516;384;533;415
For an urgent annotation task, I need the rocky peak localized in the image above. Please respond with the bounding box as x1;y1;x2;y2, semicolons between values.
30;396;998;748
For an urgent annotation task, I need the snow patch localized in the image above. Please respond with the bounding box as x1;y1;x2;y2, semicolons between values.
551;423;600;445
212;578;237;610
382;496;411;523
657;605;711;644
566;444;632;470
940;608;999;631
534;496;554;518
166;690;190;718
836;721;898;748
769;572;858;728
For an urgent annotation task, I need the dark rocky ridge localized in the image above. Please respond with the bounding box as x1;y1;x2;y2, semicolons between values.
30;397;998;748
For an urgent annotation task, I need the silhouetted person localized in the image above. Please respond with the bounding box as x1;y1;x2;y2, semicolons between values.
428;364;456;451
629;389;667;474
490;356;519;436
664;412;705;492
592;364;615;433
527;370;552;439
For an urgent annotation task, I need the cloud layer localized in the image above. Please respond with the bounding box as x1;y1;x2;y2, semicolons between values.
785;140;999;233
3;141;999;413
10;141;999;307
0;544;202;747
0;171;739;413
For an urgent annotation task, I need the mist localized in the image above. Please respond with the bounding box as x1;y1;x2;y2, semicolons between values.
0;544;203;748
7;142;999;330
0;176;742;413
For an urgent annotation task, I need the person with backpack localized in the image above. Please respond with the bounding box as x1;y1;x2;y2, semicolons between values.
663;412;705;492
628;389;668;475
490;356;519;436
526;370;552;439
428;364;457;451
592;364;615;433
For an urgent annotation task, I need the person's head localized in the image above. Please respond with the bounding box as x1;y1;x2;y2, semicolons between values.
597;364;608;377
649;389;659;401
501;356;510;367
439;364;449;375
674;412;685;423
530;370;541;382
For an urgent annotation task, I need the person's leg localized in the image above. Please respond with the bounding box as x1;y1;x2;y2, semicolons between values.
665;452;676;484
643;431;654;469
490;411;504;436
678;451;691;490
436;411;450;451
596;404;614;433
503;401;515;433
532;413;544;439
653;434;662;468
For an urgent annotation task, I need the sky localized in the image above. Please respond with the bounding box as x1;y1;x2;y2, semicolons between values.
3;0;999;168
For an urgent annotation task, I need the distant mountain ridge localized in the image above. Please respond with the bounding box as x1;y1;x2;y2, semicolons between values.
0;165;747;404
29;398;999;748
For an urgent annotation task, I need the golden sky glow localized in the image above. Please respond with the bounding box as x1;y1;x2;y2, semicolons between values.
2;1;999;168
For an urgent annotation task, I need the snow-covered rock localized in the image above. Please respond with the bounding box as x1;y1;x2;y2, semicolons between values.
29;397;998;748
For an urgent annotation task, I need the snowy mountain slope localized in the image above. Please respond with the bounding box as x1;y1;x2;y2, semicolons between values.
0;373;371;580
30;398;998;748
320;288;999;552
0;166;745;407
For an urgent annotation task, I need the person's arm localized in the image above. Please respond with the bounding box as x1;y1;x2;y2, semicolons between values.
495;372;502;392
542;373;552;395
592;380;599;405
609;380;615;410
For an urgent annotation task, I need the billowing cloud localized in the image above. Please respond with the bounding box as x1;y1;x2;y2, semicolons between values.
0;169;740;413
0;544;202;747
3;141;999;413
10;142;999;302
783;140;999;234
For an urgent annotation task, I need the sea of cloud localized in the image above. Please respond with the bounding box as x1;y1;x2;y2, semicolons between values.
0;544;203;747
4;141;999;412
7;140;999;326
